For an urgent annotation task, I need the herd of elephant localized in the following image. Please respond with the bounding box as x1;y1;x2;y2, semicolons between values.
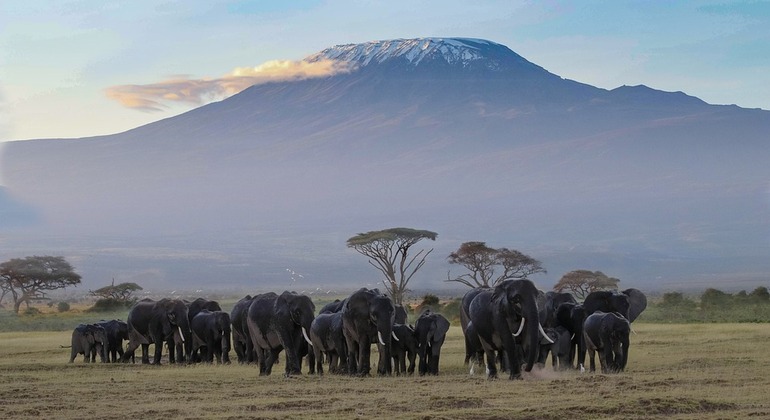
68;281;646;379
460;280;647;379
68;288;451;377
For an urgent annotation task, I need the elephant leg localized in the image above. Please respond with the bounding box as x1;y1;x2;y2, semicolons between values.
431;349;441;375
483;347;498;379
588;348;596;372
357;339;371;376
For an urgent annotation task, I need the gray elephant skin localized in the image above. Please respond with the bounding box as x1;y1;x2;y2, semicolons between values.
555;302;587;370
95;319;129;363
246;291;315;376
583;290;631;321
460;287;489;366
122;298;192;364
191;309;232;364
69;323;107;363
538;326;571;370
230;294;256;363
541;291;577;328
309;311;348;374
342;288;395;376
583;311;630;373
468;279;548;379
391;323;417;375
414;310;450;375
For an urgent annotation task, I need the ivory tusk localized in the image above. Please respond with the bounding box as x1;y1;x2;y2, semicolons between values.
512;317;526;337
302;327;313;347
538;322;554;344
178;326;185;343
377;331;386;346
391;331;399;342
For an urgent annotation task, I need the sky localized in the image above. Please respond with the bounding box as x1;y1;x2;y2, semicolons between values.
1;0;769;143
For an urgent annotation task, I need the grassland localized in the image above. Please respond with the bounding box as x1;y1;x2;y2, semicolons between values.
1;322;769;419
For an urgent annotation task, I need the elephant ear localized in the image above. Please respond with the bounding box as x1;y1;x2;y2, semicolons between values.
275;291;292;318
491;283;509;312
622;288;647;322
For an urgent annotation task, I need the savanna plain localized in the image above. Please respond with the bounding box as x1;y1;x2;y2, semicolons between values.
1;309;769;419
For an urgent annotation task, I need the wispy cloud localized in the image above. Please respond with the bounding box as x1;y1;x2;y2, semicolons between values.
105;59;353;112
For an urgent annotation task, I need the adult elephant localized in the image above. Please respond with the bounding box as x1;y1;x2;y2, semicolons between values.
191;310;231;364
122;298;191;364
342;288;395;376
468;279;551;379
246;291;315;376
69;324;107;363
319;299;344;314
541;291;577;328
414;310;450;375
391;323;417;375
555;302;588;370
309;311;347;374
394;304;408;324
622;288;648;322
460;287;489;366
583;291;630;321
95;319;129;363
230;295;255;363
583;311;631;373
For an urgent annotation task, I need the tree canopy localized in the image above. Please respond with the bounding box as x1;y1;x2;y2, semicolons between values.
0;256;81;313
346;227;437;305
446;241;545;288
89;281;143;303
552;269;619;299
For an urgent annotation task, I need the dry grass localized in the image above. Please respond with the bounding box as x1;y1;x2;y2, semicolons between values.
1;323;769;419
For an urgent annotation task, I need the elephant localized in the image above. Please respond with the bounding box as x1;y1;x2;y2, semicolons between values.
537;326;572;370
186;298;222;363
583;311;631;373
309;311;348;374
95;319;129;363
460;287;490;366
622;288;648;322
230;295;256;363
319;299;344;314
191;310;232;364
555;302;588;370
391;323;417;375
246;291;315;376
394;304;408;324
341;287;395;376
540;291;577;328
121;298;192;364
414;310;450;375
468;279;551;379
69;324;107;363
583;290;631;321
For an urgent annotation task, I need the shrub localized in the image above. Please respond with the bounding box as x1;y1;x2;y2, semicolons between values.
88;298;132;312
57;301;71;312
22;307;41;316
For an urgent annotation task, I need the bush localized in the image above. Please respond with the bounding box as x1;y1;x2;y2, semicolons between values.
88;298;133;312
57;301;71;312
22;307;41;316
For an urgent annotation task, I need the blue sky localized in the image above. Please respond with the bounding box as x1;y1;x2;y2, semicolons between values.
1;0;769;142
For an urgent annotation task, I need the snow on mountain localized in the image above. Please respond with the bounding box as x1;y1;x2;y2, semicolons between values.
305;37;531;70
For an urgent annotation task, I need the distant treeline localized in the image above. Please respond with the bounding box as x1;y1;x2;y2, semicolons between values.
641;287;770;323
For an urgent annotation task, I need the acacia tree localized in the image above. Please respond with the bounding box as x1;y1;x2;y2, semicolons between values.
553;269;619;299
89;280;143;303
346;227;437;305
446;241;545;288
0;256;82;313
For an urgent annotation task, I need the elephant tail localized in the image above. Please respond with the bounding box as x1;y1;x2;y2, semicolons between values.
60;345;73;348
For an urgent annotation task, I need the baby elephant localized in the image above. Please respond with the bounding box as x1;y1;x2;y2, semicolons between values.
69;324;107;363
583;311;630;373
538;326;572;370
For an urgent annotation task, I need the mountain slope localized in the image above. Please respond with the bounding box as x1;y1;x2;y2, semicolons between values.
1;38;769;291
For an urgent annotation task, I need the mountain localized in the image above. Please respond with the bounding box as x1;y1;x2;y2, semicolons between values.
2;37;769;293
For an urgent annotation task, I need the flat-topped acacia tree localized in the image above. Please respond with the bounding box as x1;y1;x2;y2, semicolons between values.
346;227;438;305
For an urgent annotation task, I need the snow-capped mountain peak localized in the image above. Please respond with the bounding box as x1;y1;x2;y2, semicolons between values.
304;37;529;70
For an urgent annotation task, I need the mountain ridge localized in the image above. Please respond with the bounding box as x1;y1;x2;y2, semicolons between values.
1;37;768;292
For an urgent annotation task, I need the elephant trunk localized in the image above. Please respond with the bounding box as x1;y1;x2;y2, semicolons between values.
522;302;540;372
618;334;630;372
377;318;393;374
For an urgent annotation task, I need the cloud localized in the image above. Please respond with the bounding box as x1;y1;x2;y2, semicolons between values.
105;58;353;112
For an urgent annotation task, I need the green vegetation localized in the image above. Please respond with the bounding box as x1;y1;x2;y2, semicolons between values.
641;287;770;323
